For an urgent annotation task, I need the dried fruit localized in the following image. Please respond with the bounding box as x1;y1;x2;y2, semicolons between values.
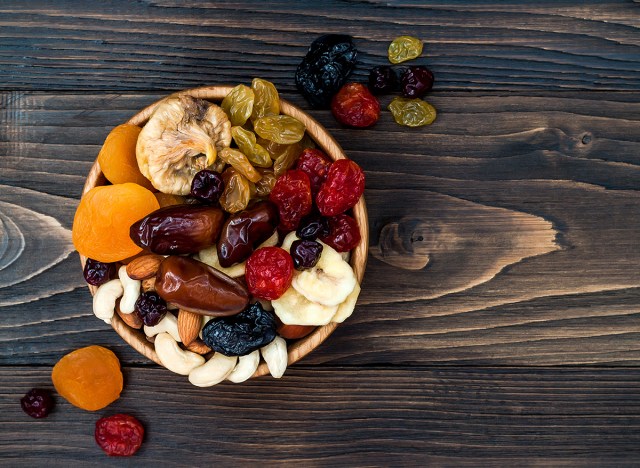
219;147;262;183
388;35;423;64
277;323;316;340
368;65;398;95
20;389;54;419
130;205;224;255
97;124;153;190
331;83;380;128
254;115;306;145
295;148;332;195
219;167;253;213
190;169;224;204
269;169;313;231
400;65;434;98
51;345;123;411
320;214;361;252
154;192;186;208
134;291;168;326
83;258;116;286
221;84;255;126
72;183;159;263
316;159;365;216
254;168;277;197
272;143;303;177
245;247;294;300
201;302;277;356
251;78;280;120
126;254;164;280
95;414;144;457
296;212;330;240
296;34;358;108
231;126;272;168
291;239;323;270
388;97;437;127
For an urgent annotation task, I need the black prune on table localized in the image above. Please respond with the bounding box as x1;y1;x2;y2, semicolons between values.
295;34;358;109
201;302;277;356
400;65;434;98
368;65;398;95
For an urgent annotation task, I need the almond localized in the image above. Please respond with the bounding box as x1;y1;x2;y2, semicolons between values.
116;301;143;329
126;254;164;280
178;309;202;346
186;338;212;355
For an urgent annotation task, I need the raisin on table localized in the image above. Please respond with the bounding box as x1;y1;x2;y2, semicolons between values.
95;414;144;457
331;83;380;128
388;97;437;127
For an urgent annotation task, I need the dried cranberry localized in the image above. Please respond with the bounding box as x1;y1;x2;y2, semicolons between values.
134;291;168;326
296;212;330;240
95;414;144;457
368;66;398;95
83;258;116;286
269;170;312;231
291;240;323;270
320;214;361;252
331;83;380;128
295;148;332;196
400;66;434;98
316;159;365;216
190;169;224;204
20;388;54;419
245;247;293;300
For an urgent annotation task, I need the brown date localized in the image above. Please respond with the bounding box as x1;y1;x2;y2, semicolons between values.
155;256;249;316
130;205;224;255
217;201;279;268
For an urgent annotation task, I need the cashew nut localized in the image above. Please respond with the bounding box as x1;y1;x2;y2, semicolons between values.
93;279;124;324
155;332;205;375
144;313;181;342
188;353;237;387
227;350;260;383
118;265;141;314
199;315;215;340
260;336;288;378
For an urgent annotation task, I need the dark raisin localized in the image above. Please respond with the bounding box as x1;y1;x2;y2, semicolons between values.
296;212;330;240
83;258;116;286
190;169;224;204
400;66;434;99
290;240;323;270
295;34;358;109
134;291;168;326
368;66;398;95
201;302;277;356
21;388;54;419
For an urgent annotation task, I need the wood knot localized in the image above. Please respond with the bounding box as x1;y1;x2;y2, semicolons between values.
371;217;433;270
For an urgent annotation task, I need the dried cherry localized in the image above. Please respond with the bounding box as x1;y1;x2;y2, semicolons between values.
290;239;323;270
245;247;293;300
83;259;116;286
320;213;361;252
134;291;168;326
368;66;398;95
316;159;365;216
190;169;224;204
269;169;312;231
331;83;380;128
20;388;54;419
95;414;144;456
400;66;434;98
295;148;332;196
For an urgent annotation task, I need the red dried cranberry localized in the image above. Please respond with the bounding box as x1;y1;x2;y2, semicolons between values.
316;159;365;216
368;66;398;95
400;66;434;98
190;169;224;204
20;388;54;419
83;259;116;286
320;214;361;252
134;291;168;326
269;170;312;231
295;149;332;196
95;414;144;456
291;239;323;270
331;83;380;128
245;247;293;300
296;212;330;240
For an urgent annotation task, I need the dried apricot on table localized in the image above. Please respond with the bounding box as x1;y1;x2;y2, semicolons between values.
51;345;123;411
97;124;154;191
72;183;159;263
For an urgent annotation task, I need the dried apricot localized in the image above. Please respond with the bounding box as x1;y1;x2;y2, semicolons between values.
72;183;160;263
97;124;154;191
51;345;123;411
154;192;186;208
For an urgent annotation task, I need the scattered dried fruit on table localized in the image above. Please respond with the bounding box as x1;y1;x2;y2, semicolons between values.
269;169;313;231
221;84;255;126
388;35;423;64
83;258;116;286
51;345;123;411
388;97;437;127
400;65;434;98
245;247;294;300
20;388;54;419
320;213;361;252
295;148;332;196
190;169;224;204
97;124;154;190
316;159;365;216
331;83;380;128
368;65;398;95
73;183;159;263
254;115;306;145
251;78;280;120
95;414;144;457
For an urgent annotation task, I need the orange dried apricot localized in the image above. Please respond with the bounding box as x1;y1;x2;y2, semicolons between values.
51;345;123;411
72;183;159;263
97;124;155;191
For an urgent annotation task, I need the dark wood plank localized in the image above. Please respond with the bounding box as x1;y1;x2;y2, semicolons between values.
0;0;638;92
2;366;640;465
1;90;639;366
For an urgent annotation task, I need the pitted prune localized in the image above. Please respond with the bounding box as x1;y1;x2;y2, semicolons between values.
400;66;434;98
190;169;224;204
201;302;277;356
21;388;54;419
290;239;323;270
83;258;116;286
368;66;398;95
295;34;358;109
134;291;168;326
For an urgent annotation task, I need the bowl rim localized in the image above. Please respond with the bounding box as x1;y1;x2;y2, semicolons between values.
80;85;368;378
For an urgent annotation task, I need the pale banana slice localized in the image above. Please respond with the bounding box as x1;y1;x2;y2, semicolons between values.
227;350;260;383
272;287;338;326
281;231;299;252
331;283;361;323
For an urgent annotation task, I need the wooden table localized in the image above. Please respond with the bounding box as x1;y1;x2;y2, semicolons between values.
2;1;639;465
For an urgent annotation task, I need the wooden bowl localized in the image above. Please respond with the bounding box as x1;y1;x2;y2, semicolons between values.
80;85;368;378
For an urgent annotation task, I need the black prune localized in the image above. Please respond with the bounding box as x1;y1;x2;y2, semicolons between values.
134;291;168;326
400;66;434;98
201;302;277;356
295;34;358;109
191;169;224;204
83;258;116;286
21;388;54;419
368;66;398;95
296;212;330;240
290;239;323;270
